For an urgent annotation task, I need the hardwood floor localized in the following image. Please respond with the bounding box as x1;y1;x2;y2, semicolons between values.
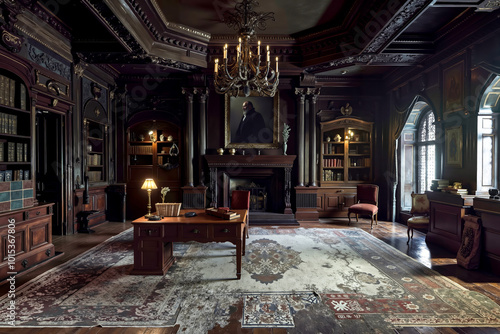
1;217;500;333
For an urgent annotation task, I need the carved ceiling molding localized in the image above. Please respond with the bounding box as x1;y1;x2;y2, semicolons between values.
363;0;432;54
83;0;143;54
305;53;427;74
76;52;199;72
127;0;209;54
476;0;500;11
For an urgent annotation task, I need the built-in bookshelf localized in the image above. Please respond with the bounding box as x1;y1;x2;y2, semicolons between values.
84;119;107;183
320;117;373;185
0;69;33;212
126;120;182;219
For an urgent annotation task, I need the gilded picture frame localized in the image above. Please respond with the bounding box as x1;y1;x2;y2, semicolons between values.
224;92;280;149
445;126;462;167
443;61;465;117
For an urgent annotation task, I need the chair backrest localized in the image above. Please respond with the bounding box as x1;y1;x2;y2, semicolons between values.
410;192;430;215
231;190;250;209
356;184;379;205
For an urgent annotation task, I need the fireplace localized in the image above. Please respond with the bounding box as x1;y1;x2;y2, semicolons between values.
205;155;297;225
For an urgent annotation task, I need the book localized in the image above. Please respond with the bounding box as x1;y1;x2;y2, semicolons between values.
19;83;26;110
9;78;15;107
7;142;15;162
0;75;4;105
5;170;12;182
0;140;4;162
0;171;4;182
23;143;28;162
23;170;29;180
16;143;23;162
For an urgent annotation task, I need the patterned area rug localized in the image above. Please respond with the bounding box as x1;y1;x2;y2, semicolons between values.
1;227;500;332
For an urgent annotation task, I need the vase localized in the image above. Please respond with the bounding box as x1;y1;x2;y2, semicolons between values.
283;142;287;155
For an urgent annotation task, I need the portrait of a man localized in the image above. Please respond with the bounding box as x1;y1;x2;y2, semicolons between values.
225;94;279;149
234;101;267;143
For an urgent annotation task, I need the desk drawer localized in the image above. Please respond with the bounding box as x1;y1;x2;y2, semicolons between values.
213;224;239;237
137;225;163;238
25;206;50;221
182;224;208;239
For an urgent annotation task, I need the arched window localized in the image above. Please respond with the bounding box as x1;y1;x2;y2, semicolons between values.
477;76;499;193
399;101;436;212
417;110;436;192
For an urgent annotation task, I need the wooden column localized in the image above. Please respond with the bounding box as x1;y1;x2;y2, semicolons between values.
295;88;306;186
308;88;320;186
182;88;194;187
195;88;208;186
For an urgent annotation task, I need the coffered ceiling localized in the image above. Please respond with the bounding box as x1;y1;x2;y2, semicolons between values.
40;0;500;79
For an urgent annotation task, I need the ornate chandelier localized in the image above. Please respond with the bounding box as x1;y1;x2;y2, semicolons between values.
213;0;279;97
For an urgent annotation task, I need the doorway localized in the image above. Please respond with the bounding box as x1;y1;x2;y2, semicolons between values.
36;110;67;235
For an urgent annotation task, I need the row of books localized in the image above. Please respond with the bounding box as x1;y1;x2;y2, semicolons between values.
349;158;371;167
323;143;344;155
0;169;30;182
129;145;152;154
0;112;18;135
87;171;102;182
323;170;343;181
87;154;102;166
0;75;27;110
0;142;28;162
323;158;343;167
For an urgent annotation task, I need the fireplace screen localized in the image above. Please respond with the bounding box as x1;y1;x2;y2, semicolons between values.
235;182;267;211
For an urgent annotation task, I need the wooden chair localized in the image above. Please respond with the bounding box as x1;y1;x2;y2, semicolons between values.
348;184;379;228
231;190;250;238
407;192;430;244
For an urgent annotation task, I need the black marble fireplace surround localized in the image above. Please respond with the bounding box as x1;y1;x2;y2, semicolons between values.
205;155;297;225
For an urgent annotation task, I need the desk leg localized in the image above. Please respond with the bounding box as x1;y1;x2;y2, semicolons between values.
242;225;246;255
236;239;242;280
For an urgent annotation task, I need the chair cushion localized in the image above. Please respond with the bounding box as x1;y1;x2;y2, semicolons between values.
410;193;429;215
349;203;378;215
407;216;430;226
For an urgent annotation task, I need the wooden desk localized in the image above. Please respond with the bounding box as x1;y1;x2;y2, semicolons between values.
131;209;248;279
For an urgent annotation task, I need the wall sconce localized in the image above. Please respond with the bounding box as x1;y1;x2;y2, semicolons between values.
141;178;158;218
148;130;156;142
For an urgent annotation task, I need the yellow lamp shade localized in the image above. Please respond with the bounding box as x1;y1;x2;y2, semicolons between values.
141;178;158;190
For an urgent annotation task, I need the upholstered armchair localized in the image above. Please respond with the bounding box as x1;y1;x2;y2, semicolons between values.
348;184;379;228
231;190;250;238
406;192;430;244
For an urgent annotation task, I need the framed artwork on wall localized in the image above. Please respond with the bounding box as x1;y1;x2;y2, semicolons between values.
445;126;462;167
224;92;280;149
443;61;465;117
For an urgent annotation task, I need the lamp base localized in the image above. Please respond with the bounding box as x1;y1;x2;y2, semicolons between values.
144;213;153;218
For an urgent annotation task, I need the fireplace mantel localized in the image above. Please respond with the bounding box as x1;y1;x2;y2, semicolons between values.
205;155;296;168
205;155;296;217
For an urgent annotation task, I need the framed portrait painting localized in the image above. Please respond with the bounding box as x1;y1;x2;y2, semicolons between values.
445;126;462;167
443;61;464;117
224;92;280;149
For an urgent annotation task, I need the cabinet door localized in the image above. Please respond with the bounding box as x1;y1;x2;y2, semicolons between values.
343;193;357;209
324;192;342;212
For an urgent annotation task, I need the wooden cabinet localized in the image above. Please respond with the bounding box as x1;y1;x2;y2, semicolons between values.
320;117;373;185
426;191;472;252
84;119;107;184
74;186;107;230
317;117;372;217
473;197;500;275
127;121;182;219
0;203;55;280
317;187;357;218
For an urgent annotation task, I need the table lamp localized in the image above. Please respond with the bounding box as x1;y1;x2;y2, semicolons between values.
141;178;158;218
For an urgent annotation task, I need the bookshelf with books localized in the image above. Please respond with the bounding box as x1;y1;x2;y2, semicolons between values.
318;117;373;217
0;69;33;209
84;119;107;184
127;120;182;219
